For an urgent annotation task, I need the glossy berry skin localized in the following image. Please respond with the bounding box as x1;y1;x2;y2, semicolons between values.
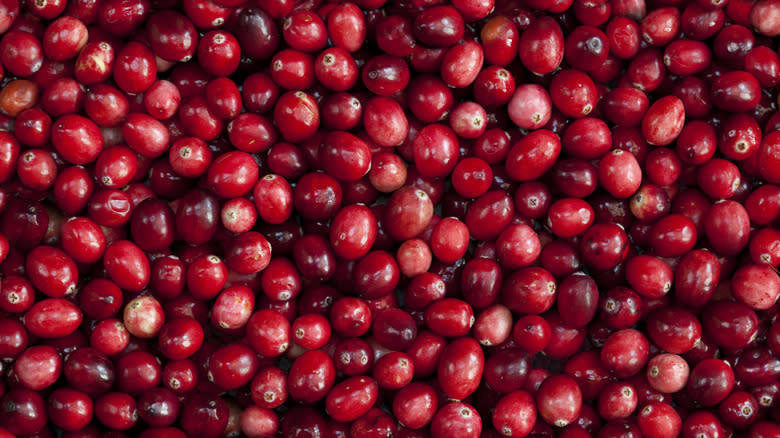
647;353;689;394
731;264;780;310
637;402;682;438
579;223;630;271
321;131;372;182
325;376;379;423
158;318;204;360
702;300;759;349
505;130;561;182
687;358;736;406
430;402;482;438
598;382;638;420
601;329;650;378
180;394;228;438
438;337;485;401
14;344;62;390
206;343;259;390
48;387;93;431
519;16;564;75
392;382;438;429
0;31;43;77
413;124;460;178
550;70;598;118
384;186;434;241
681;411;724;438
492;390;536;437
104;240;150;292
646;307;702;354
146;10;198;62
95;392;139;431
246;310;290;358
51;114;104;165
273;91;319;143
25;245;78;298
329;204;377;260
537;374;583;427
641;96;685;146
114;42;157;94
502;267;557;315
24;298;83;338
0;388;47;435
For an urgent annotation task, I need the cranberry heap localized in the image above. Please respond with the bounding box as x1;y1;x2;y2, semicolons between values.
1;0;780;436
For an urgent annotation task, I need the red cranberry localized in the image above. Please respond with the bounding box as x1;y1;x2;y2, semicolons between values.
325;375;378;423
505;129;561;182
637;402;682;438
519;16;564;75
537;374;583;427
601;329;650;378
430;402;482;438
0;388;47;435
179;393;228;438
493;390;536;437
598;382;637;420
25;298;82;339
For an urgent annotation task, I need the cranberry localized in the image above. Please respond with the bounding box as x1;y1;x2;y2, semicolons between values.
116;350;162;394
437;337;484;401
137;387;180;428
123;295;164;339
14;344;62;390
48;387;93;432
0;31;43;77
648;214;698;257
580;223;630;270
519;16;564;75
441;41;484;88
324;375;378;423
493;390;536;437
601;329;650;378
598;382;638;420
505;129;561;182
0;388;47;435
0;275;35;313
513;314;551;355
642;96;685;146
25;298;82;338
384;186;434;241
94;392;139;431
681;411;724;438
537;374;583;427
430;402;482;438
390;381;437;430
157;317;203;360
599;149;642;199
25;245;78;297
550;69;598;118
273;91;319;143
717;390;758;430
176;189;220;245
179;394;228;438
688;358;736;406
646;307;702;354
362;55;410;97
735;347;780;385
0;0;19;34
206;343;259;390
637;402;682;438
63;346;114;395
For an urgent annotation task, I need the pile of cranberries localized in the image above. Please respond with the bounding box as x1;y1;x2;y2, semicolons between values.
2;0;780;436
